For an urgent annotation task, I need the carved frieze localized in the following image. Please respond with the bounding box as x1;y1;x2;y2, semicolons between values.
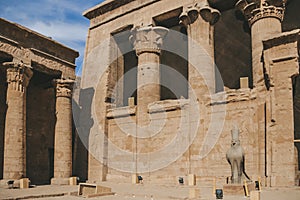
129;26;169;55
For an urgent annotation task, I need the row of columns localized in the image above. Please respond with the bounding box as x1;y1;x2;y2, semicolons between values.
125;0;287;182
127;2;220;177
129;2;221;120
128;0;286;110
1;61;74;184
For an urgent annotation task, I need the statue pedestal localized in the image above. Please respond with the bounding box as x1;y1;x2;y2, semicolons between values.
223;183;255;196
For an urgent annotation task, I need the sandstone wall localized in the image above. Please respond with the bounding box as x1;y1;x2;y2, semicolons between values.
104;89;262;186
82;0;299;186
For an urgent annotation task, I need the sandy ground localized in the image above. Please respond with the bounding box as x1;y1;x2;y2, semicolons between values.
0;182;300;200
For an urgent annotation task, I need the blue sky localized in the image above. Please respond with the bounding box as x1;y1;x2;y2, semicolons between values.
0;0;104;75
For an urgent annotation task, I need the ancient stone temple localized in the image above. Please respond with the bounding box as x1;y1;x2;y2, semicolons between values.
80;0;300;188
0;18;79;185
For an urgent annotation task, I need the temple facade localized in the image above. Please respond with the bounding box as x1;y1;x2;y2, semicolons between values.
0;18;79;185
80;0;300;187
1;0;300;189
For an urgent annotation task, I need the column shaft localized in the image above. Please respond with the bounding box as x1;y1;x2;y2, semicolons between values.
137;53;160;121
3;62;32;180
180;3;220;96
251;18;281;88
130;26;168;122
236;0;285;89
130;26;168;177
52;79;74;185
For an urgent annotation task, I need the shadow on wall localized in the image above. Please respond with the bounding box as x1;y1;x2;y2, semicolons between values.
0;68;7;180
26;70;57;185
214;8;252;92
293;75;300;170
72;87;95;182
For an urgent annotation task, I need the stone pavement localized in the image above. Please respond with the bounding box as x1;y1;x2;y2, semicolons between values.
0;182;300;200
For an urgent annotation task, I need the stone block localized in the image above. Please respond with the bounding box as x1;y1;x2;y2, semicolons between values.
223;182;255;196
188;174;196;186
20;178;29;189
132;174;138;184
51;178;69;185
78;183;113;198
240;77;249;88
128;97;135;107
223;184;245;196
69;177;78;185
250;191;260;200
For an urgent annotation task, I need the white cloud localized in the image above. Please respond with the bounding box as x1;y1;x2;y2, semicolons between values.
28;21;88;43
1;0;103;75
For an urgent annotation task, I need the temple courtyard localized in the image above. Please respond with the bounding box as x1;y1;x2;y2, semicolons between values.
1;182;300;200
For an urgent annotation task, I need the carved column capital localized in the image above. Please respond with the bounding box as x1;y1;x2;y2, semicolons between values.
54;79;75;98
236;0;285;26
3;61;33;92
179;2;221;26
129;26;169;55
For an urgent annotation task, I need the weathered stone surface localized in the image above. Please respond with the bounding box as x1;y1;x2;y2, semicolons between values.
1;0;299;191
78;183;113;197
0;18;77;184
52;79;74;184
3;61;32;180
80;0;300;189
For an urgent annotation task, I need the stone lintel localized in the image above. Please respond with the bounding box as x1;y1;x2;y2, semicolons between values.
83;0;135;19
209;88;257;106
30;48;76;68
263;29;300;50
148;99;189;114
84;0;160;30
106;106;136;118
129;26;169;56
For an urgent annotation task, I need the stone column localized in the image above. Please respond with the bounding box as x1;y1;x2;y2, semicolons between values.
236;0;285;89
179;2;220;96
51;79;74;185
129;26;168;179
130;26;169;123
2;61;33;180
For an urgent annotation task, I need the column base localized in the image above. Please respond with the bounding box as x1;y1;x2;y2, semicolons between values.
0;179;20;188
51;177;70;185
